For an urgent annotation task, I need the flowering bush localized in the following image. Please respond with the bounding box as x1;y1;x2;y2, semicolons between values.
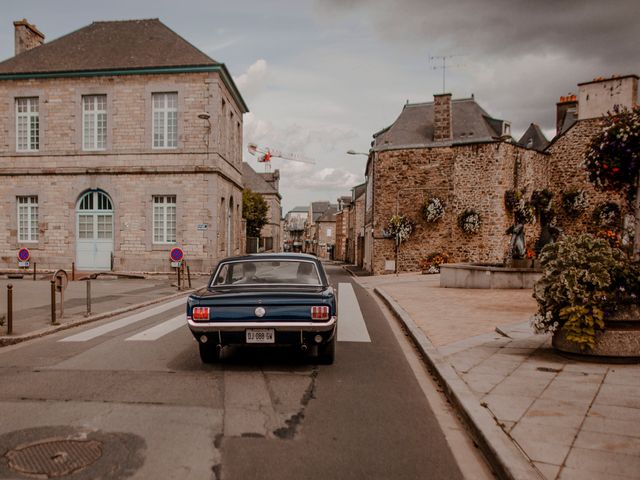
457;209;482;234
504;190;522;213
531;234;639;349
421;197;445;223
419;252;448;274
561;189;588;216
592;202;621;229
387;215;415;243
584;105;640;203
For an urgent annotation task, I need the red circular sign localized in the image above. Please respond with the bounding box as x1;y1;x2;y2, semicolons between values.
170;247;184;262
18;248;30;262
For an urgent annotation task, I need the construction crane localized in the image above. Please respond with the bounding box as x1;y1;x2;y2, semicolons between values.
247;143;315;171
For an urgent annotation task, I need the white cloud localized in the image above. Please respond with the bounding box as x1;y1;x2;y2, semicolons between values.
234;59;269;100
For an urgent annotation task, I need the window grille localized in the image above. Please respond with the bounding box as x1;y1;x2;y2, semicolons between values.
16;98;39;151
153;195;177;243
152;92;178;148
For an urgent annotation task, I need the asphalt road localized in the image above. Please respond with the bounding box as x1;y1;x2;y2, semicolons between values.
0;265;480;479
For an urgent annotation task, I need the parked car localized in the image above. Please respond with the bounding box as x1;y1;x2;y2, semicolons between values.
187;253;337;364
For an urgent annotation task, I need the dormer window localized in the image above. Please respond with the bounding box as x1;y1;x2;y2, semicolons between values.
502;122;511;136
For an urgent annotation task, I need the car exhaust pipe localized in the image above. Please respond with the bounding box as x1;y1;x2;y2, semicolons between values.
300;344;308;352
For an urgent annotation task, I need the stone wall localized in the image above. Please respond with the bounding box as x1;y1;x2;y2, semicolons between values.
370;143;548;275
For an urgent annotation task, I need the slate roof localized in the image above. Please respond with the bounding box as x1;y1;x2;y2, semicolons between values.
372;98;508;150
242;162;280;197
0;19;217;74
316;206;338;223
352;183;366;200
517;123;549;151
311;201;337;222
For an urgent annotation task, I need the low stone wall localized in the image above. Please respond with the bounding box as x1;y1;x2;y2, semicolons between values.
440;263;541;289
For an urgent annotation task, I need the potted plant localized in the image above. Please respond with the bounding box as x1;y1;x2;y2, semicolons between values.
419;252;448;274
531;234;640;356
561;189;588;217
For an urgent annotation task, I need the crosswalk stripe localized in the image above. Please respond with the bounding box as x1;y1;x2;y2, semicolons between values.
125;314;185;341
59;297;187;342
337;282;371;342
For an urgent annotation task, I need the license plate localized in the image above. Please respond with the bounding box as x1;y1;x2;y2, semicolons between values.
246;329;275;344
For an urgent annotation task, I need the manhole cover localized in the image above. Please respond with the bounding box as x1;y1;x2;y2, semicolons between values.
6;439;103;478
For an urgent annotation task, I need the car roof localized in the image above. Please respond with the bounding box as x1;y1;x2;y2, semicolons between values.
218;253;320;263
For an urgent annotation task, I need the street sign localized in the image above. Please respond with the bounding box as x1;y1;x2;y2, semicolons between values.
196;224;208;231
17;248;30;262
170;247;184;263
18;261;30;267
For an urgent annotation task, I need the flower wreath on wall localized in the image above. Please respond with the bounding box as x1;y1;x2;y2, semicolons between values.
386;215;415;243
505;189;535;224
421;197;445;223
530;189;555;225
592;201;622;229
457;209;482;234
561;189;588;217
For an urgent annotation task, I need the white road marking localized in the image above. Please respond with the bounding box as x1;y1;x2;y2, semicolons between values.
125;314;186;341
59;297;187;342
337;282;371;342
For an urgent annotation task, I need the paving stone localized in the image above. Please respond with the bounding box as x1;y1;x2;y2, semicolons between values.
539;381;601;403
562;362;610;375
483;393;536;422
582;415;640;439
596;383;640;409
564;447;640;478
604;368;640;386
510;418;578;446
462;372;505;394
490;373;554;398
521;398;589;429
555;370;605;384
590;403;640;423
511;434;570;465
574;430;640;456
558;466;634;480
534;461;561;480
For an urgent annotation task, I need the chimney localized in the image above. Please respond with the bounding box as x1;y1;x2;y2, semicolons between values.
577;74;639;120
556;94;578;135
433;93;452;141
14;19;44;56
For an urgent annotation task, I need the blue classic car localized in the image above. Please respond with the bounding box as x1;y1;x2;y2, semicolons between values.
187;253;337;364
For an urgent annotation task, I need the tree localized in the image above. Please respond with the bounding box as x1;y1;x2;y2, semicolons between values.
242;189;269;238
585;105;640;259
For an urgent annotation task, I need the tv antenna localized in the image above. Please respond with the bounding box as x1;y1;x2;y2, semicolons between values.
247;143;315;172
429;55;465;93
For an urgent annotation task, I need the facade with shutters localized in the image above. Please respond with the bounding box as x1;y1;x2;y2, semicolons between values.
0;19;248;273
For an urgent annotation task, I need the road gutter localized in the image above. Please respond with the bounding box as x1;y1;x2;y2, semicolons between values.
374;287;543;480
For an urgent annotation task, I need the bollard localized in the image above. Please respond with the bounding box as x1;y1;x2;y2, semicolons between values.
72;262;75;281
177;267;182;291
7;284;13;335
86;280;92;316
50;280;57;325
33;262;37;281
187;265;192;289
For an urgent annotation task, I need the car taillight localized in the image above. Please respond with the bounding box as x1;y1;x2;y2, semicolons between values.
310;306;330;320
192;307;210;321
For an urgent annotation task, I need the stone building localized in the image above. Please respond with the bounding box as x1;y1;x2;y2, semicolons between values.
0;19;248;273
314;207;338;259
283;205;307;252
241;163;282;252
334;195;351;261
362;75;637;275
303;201;335;254
348;183;366;267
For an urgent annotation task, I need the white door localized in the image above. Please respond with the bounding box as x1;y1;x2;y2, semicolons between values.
76;190;114;271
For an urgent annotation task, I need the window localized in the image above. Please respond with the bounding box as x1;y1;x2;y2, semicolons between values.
153;195;177;244
17;196;39;242
152;92;178;148
16;97;39;151
83;95;107;150
327;228;333;238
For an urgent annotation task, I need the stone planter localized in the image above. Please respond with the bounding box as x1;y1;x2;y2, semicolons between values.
552;305;640;359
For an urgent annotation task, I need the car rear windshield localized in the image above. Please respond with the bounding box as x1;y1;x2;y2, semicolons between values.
210;260;322;287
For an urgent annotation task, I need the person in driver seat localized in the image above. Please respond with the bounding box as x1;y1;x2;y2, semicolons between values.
296;262;316;284
235;262;257;284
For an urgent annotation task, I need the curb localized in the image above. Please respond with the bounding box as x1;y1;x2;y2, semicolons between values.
374;287;543;480
0;288;196;347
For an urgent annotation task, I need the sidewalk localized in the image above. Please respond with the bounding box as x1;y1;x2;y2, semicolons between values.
352;270;640;480
0;275;207;346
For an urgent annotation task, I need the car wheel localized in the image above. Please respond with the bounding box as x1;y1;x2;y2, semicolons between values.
199;342;221;363
317;335;336;365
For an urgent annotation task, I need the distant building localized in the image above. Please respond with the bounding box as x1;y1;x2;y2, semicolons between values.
283;206;308;252
241;163;282;252
0;18;248;272
303;201;336;256
334;196;352;261
348;183;366;267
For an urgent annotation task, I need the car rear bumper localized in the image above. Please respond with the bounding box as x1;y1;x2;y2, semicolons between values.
187;316;337;332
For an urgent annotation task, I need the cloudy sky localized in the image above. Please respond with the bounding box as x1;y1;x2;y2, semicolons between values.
2;0;638;212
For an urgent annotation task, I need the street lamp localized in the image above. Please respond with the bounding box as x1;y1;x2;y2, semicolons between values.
346;149;369;156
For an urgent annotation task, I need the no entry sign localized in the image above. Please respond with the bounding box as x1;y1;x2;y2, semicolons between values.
18;248;30;262
170;247;184;263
